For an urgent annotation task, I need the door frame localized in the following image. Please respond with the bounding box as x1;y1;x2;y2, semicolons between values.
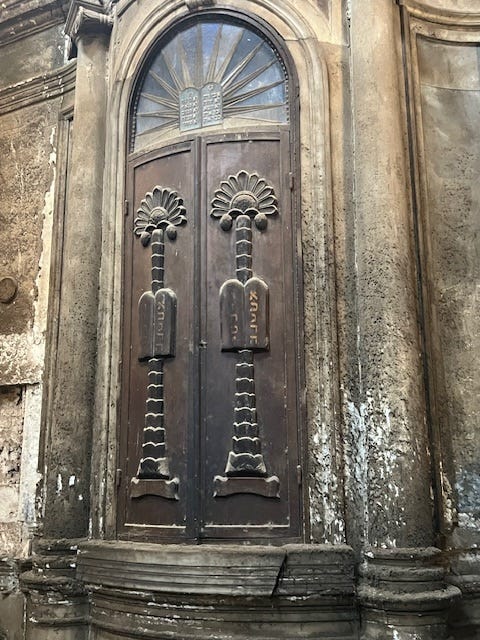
91;2;343;546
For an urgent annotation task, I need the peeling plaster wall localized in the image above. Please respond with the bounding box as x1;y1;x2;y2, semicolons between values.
0;25;66;559
0;387;23;556
0;24;65;90
0;104;58;386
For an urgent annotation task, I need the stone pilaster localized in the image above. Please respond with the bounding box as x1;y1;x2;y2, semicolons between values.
348;0;458;637
21;4;112;638
349;0;433;550
41;0;111;540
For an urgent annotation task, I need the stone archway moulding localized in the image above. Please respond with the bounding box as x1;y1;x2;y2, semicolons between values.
397;0;480;25
92;0;344;545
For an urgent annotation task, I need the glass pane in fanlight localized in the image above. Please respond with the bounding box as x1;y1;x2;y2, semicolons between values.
132;19;288;149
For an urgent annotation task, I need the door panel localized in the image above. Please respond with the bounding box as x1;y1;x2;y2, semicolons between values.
119;132;302;541
201;133;300;539
118;142;196;538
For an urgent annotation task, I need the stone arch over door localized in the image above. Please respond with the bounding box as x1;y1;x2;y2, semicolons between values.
91;0;343;546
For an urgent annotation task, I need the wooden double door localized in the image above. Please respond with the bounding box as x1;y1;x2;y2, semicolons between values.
118;130;303;542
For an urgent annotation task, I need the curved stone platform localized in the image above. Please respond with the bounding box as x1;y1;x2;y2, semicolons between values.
77;541;357;640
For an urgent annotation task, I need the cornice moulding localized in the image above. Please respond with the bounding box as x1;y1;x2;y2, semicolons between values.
0;0;68;47
398;0;480;26
0;60;76;116
65;0;113;42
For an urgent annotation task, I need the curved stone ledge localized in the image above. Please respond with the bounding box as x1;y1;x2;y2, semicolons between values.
76;542;357;639
78;541;285;597
78;541;355;598
398;0;480;26
358;584;461;611
89;588;357;640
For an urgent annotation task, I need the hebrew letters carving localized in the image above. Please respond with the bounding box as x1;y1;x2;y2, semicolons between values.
220;277;269;350
130;186;186;500
210;171;280;499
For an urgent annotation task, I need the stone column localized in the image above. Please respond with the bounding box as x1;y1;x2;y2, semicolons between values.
348;0;460;637
21;3;112;639
40;21;110;541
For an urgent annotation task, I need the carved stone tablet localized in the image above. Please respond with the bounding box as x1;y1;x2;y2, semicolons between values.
138;288;177;359
180;87;201;131
219;277;269;351
220;279;244;349
201;83;223;127
153;288;177;357
245;277;269;350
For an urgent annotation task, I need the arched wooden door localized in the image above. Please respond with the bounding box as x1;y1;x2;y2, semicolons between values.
117;15;304;542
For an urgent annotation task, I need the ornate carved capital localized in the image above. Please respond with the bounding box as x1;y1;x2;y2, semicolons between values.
65;0;113;45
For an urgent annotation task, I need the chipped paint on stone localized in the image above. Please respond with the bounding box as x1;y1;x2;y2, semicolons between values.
0;387;24;555
344;391;416;547
307;398;346;543
18;384;43;548
0;120;56;556
440;466;454;529
456;466;480;529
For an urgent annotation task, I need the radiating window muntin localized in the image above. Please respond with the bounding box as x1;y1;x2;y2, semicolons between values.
132;20;289;151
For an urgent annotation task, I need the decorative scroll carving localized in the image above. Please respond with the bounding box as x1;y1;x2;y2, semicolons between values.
211;171;280;498
130;186;186;500
65;0;113;47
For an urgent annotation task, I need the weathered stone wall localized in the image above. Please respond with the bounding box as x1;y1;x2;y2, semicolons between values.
0;3;70;637
0;17;67;557
417;35;480;542
0;0;478;639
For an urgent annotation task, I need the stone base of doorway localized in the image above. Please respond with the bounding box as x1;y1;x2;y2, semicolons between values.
77;541;358;640
20;538;89;640
357;547;462;640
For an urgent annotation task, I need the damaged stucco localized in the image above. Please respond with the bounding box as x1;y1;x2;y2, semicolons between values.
0;20;65;559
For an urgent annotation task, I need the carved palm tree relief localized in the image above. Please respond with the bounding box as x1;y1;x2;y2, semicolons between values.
130;186;187;500
211;170;280;498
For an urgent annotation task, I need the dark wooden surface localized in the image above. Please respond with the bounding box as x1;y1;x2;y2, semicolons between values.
118;131;302;541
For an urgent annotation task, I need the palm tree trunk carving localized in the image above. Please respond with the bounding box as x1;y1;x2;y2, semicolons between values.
211;171;280;499
130;187;186;500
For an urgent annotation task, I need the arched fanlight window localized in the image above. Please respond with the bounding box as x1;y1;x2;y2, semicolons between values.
132;20;289;150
